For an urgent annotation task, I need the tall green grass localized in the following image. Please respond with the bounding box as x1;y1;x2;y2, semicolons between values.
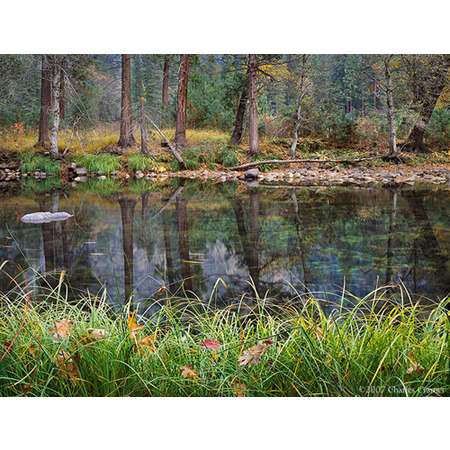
0;283;447;397
20;153;61;176
73;154;121;174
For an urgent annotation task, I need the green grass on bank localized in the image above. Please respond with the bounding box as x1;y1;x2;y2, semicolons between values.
20;153;60;176
0;287;448;397
73;154;121;175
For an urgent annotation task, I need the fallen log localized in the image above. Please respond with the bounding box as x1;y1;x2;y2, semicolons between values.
144;112;186;169
228;155;383;171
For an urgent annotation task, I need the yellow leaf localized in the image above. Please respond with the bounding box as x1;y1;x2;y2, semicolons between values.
127;312;143;339
87;328;108;341
232;382;246;397
181;365;198;379
238;341;272;367
137;334;157;353
56;351;78;382
49;319;72;341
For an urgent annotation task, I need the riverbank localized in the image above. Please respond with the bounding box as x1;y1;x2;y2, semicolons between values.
1;127;449;188
1;160;450;188
0;291;448;397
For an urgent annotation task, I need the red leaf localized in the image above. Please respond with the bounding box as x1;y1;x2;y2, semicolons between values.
201;338;221;351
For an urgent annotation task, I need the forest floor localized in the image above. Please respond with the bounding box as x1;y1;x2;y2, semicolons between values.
1;126;449;187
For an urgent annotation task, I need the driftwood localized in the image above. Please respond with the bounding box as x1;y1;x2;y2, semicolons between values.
228;155;383;171
144;113;185;169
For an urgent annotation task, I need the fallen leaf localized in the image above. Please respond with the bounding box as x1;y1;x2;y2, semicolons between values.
28;344;37;358
233;382;247;397
87;328;108;341
4;340;13;352
128;312;144;339
181;365;198;379
20;383;32;395
137;334;157;352
201;338;221;351
49;319;72;340
407;352;424;375
238;341;272;367
56;351;78;382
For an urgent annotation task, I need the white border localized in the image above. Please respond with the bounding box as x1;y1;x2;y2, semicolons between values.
1;0;449;53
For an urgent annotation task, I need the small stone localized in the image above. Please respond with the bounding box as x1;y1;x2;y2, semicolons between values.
98;175;107;180
74;176;88;183
75;167;88;176
244;168;260;180
135;170;144;179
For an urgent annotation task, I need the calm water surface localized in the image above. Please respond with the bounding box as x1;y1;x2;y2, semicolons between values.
0;182;449;310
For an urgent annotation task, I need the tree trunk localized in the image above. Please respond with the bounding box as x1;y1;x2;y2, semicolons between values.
37;55;51;148
59;57;66;122
176;194;192;291
248;54;259;156
139;96;149;155
48;56;61;158
230;78;248;145
175;55;190;149
384;57;398;157
161;55;170;126
119;197;136;303
118;54;136;148
405;55;450;152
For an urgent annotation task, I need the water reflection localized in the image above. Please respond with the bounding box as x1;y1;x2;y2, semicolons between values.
0;182;448;308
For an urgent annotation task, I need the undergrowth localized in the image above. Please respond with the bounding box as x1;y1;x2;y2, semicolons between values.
73;154;121;175
0;283;448;397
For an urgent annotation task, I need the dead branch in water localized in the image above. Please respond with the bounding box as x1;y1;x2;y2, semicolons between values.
228;155;384;171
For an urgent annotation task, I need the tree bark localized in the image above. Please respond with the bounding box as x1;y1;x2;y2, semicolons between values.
384;57;398;157
37;55;51;148
405;55;450;152
118;54;136;148
48;56;61;158
119;196;136;303
161;55;170;126
59;57;66;122
230;77;249;145
139;96;149;155
176;193;193;291
248;54;259;156
175;55;190;149
290;55;310;158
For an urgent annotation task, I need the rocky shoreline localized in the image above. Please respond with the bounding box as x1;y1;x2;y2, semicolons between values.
1;161;450;188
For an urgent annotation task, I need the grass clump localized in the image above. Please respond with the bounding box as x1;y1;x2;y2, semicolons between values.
20;153;61;176
0;284;448;397
73;154;121;175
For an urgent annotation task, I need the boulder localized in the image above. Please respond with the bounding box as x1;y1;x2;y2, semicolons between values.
21;212;73;224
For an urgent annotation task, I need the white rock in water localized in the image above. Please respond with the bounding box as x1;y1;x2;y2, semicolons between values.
21;212;74;224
